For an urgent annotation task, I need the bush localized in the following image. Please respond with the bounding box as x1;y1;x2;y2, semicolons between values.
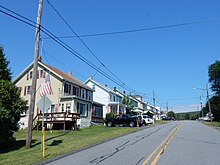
105;112;115;120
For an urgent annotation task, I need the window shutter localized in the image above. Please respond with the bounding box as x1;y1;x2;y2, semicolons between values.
43;71;46;78
37;70;39;79
86;104;89;117
24;86;26;96
26;73;29;80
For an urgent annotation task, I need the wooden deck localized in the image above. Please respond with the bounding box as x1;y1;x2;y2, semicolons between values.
34;112;80;131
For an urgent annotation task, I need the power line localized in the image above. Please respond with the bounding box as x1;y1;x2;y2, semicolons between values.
42;18;220;39
0;5;142;96
46;0;129;89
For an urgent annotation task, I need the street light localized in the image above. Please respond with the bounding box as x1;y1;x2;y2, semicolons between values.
193;83;212;121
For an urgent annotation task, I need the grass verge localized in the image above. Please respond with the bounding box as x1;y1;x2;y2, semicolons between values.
0;126;138;165
203;121;220;127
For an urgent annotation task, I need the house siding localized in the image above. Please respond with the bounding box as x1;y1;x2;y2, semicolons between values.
15;61;93;129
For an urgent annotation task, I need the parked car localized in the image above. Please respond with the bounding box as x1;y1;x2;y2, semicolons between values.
142;115;154;125
105;114;142;127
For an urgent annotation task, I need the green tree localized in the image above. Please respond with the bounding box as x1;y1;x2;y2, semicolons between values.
122;96;134;114
185;113;190;120
208;60;220;95
207;61;220;121
205;96;220;121
0;46;11;81
0;47;27;149
167;111;176;119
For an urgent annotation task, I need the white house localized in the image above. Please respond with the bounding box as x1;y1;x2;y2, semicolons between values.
84;77;126;118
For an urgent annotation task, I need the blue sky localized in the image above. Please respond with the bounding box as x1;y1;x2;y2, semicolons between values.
0;0;220;112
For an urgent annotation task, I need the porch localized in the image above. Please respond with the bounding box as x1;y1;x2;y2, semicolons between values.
33;112;80;131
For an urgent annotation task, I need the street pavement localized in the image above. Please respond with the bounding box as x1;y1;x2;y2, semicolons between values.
43;121;220;165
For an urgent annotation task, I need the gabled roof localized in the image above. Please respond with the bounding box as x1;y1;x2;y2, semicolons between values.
84;77;120;96
14;60;93;91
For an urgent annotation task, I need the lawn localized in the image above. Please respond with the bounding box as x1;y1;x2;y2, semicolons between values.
0;126;138;165
204;121;220;127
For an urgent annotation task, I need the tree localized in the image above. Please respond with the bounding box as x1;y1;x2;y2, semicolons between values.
167;111;176;120
185;113;190;120
207;60;220;121
0;46;11;81
205;96;220;121
122;96;134;114
208;60;220;95
0;47;27;149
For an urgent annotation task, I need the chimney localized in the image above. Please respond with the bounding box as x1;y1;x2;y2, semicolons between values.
114;87;116;92
68;71;72;76
123;91;126;94
38;56;42;62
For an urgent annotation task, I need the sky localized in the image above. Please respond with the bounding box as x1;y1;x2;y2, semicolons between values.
0;0;220;113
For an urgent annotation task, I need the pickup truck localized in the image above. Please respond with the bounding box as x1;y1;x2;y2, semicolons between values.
105;114;142;127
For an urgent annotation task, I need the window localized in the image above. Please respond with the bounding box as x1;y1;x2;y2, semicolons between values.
77;102;87;116
88;91;92;101
29;71;33;79
81;89;86;99
66;103;71;112
73;86;79;96
51;104;55;113
40;70;44;78
80;103;86;115
27;86;31;95
64;83;71;94
93;106;103;117
62;104;64;112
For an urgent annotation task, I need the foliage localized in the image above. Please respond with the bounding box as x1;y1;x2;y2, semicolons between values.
206;61;220;121
204;96;220;121
105;112;115;119
208;60;220;95
122;95;134;114
0;47;11;81
167;111;176;119
185;113;190;120
176;111;200;120
0;47;27;149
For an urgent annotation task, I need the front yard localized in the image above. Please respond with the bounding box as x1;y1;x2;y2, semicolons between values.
0;126;138;165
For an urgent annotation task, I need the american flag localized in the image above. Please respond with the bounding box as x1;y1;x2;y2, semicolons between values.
40;74;53;97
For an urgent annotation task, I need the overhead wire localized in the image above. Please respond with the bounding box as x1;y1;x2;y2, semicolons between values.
46;0;128;87
42;18;220;39
0;4;140;95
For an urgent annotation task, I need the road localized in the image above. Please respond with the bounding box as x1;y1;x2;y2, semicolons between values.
44;121;220;165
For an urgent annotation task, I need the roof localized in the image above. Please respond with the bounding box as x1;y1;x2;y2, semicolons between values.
13;60;93;91
84;77;120;96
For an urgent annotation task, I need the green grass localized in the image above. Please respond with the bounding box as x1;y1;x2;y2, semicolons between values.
204;121;220;127
155;120;168;124
0;126;138;165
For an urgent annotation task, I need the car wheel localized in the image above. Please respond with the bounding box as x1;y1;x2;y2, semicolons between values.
129;121;135;127
107;122;112;127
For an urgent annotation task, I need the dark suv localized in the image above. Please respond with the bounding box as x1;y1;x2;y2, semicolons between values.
105;114;142;127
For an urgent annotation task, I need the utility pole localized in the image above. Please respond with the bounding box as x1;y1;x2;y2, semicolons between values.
206;83;212;121
200;96;203;118
153;91;156;119
166;101;168;112
26;0;43;148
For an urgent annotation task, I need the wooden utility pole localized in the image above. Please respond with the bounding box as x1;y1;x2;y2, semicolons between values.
153;91;156;118
26;0;43;148
206;83;212;121
200;96;203;118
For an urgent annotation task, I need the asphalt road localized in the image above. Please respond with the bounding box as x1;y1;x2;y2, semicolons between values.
44;121;220;165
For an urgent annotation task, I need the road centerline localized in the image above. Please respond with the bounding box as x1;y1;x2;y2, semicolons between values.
142;124;181;165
